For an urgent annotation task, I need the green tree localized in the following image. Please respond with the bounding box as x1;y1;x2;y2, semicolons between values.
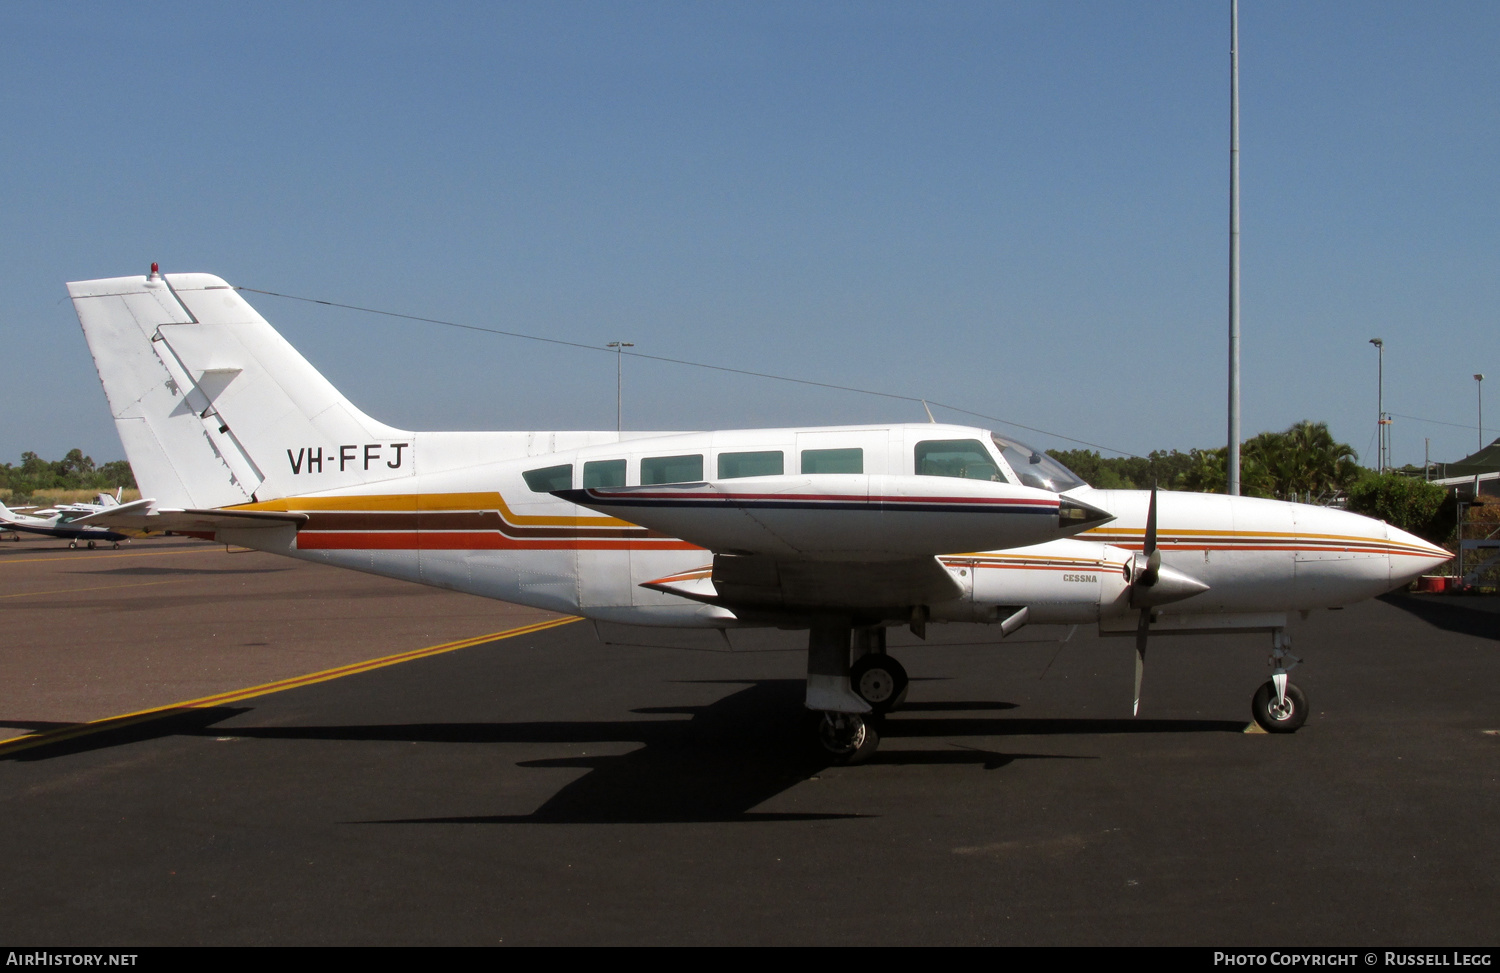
1345;473;1452;543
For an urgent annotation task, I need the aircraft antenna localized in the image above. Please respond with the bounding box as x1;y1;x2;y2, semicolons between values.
1227;0;1242;495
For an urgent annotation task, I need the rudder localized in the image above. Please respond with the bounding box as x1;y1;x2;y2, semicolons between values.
68;271;414;508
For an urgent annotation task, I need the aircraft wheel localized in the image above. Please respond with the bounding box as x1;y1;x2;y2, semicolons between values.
68;540;77;549
112;542;120;549
813;712;880;764
1251;681;1308;733
87;540;96;550
850;654;909;714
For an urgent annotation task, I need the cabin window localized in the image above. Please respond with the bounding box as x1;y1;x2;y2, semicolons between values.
582;459;626;489
801;447;863;474
641;454;704;485
522;464;573;493
915;439;1005;481
718;450;784;479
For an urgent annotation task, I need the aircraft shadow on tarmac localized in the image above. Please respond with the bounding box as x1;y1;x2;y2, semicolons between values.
5;679;1244;824
1379;592;1500;641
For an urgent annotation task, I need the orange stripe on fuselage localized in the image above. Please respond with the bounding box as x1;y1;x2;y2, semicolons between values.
231;491;705;552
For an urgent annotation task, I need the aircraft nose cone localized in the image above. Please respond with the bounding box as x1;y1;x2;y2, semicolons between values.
1133;564;1211;607
1385;523;1452;587
1058;496;1114;530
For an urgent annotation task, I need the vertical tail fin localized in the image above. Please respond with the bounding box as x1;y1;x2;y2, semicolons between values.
68;272;414;508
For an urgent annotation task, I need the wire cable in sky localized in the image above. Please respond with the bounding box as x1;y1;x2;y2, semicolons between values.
1388;412;1481;432
235;285;1138;457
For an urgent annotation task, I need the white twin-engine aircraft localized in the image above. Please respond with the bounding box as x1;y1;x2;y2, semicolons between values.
67;270;1450;761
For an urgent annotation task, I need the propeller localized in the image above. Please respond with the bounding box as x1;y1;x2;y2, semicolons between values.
1131;483;1160;716
1124;483;1212;716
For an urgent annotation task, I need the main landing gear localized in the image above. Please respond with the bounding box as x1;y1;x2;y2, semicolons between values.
805;625;908;763
1251;628;1307;733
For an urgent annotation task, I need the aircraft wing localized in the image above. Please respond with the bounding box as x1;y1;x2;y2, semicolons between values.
554;474;1111;561
561;474;1112;619
70;500;306;533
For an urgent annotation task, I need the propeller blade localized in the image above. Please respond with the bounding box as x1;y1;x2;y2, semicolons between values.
1140;481;1160;586
1143;481;1158;554
1133;483;1159;715
1133;607;1149;716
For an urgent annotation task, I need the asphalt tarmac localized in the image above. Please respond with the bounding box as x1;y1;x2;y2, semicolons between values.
1;534;1496;945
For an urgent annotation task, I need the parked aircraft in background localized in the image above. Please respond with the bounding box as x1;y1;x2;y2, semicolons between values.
0;490;132;549
67;270;1450;760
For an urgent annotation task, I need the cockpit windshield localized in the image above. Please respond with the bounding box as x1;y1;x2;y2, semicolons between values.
990;434;1088;492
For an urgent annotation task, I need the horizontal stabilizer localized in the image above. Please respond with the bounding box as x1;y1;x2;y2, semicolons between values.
557;474;1111;560
71;501;306;534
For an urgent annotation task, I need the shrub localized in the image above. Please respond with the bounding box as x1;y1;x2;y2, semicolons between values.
1345;473;1453;543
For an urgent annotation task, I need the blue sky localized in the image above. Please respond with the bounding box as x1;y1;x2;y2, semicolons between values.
2;1;1495;470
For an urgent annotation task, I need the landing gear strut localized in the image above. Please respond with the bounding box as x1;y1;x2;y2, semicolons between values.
805;625;905;764
1252;628;1307;733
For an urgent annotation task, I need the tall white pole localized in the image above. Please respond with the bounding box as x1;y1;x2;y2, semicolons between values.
1477;374;1485;450
1370;338;1384;471
1227;0;1242;496
608;341;634;432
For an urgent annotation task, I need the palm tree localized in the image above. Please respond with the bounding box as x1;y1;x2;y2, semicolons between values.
1179;422;1355;502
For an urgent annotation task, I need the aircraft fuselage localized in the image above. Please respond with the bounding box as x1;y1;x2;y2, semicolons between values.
223;423;1447;631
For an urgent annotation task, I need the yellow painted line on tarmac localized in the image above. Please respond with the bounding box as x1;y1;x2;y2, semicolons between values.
0;615;581;756
0;547;238;566
0;579;192;599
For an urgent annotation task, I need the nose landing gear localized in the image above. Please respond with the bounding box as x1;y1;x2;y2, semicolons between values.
1252;680;1307;732
1252;628;1307;733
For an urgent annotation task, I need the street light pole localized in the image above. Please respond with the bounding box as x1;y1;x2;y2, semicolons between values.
1227;0;1242;496
1476;373;1485;451
607;341;633;432
1370;338;1384;472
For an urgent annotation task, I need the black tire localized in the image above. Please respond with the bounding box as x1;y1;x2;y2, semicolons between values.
813;712;880;764
1251;681;1308;733
850;655;910;714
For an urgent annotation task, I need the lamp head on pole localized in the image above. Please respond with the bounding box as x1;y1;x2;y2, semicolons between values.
1476;374;1485;383
1370;338;1383;349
